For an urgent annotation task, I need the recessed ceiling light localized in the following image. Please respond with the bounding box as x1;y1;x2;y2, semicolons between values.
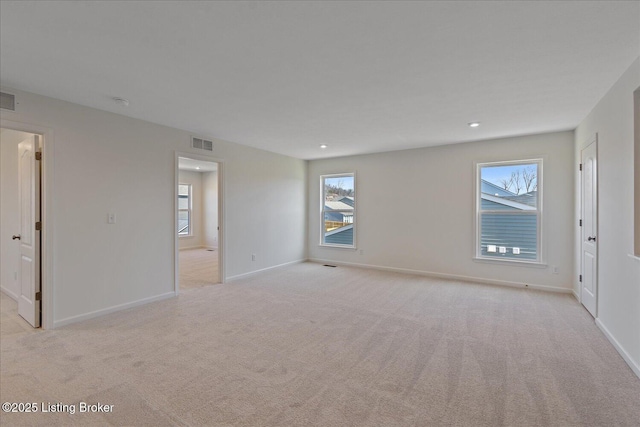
113;97;129;107
468;122;480;128
196;166;200;170
320;144;328;149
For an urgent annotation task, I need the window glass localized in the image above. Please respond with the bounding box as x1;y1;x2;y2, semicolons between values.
178;184;191;236
478;161;541;262
321;174;355;247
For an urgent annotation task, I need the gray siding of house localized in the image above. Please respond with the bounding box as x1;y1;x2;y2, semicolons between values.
480;213;537;260
325;211;345;222
325;227;353;246
481;199;519;211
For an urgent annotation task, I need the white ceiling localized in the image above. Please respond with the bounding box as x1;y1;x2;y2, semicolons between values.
1;1;638;160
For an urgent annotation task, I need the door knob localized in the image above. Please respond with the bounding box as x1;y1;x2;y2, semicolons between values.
12;234;21;240
587;236;596;242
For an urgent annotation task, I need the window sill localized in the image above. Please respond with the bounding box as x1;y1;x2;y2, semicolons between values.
179;235;194;239
473;257;547;268
319;244;356;250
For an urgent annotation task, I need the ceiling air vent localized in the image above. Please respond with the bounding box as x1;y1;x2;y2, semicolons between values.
0;92;16;111
191;136;213;152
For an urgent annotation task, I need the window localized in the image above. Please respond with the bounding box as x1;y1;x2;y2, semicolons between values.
178;184;192;236
634;87;640;256
476;160;542;263
321;173;355;247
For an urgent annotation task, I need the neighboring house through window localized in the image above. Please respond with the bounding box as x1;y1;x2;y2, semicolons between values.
321;173;355;247
476;160;542;263
178;184;192;236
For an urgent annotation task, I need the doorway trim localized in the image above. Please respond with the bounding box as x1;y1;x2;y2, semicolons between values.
1;118;54;329
174;151;225;293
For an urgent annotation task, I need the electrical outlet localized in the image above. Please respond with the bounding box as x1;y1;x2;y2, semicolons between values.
107;213;116;224
359;249;363;255
251;254;256;261
552;266;559;274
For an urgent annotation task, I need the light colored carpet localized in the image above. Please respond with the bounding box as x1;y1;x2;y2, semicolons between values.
179;248;220;289
1;262;639;426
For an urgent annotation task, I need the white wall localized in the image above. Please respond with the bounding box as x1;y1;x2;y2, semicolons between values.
178;170;203;249
0;87;307;327
203;170;219;248
574;57;640;376
0;129;33;299
309;131;574;291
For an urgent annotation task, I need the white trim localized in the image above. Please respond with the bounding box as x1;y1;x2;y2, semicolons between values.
1;117;55;330
317;243;358;250
595;318;640;379
628;253;640;262
1;288;19;301
572;289;580;301
226;259;306;281
178;245;218;251
308;258;572;294
178;244;204;250
53;292;175;328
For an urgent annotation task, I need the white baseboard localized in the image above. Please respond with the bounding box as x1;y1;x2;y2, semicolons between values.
1;286;19;301
572;289;580;301
226;259;306;282
53;291;176;328
179;245;218;251
595;318;640;379
308;258;572;294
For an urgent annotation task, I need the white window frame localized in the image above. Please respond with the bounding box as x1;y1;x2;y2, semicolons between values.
178;183;192;237
475;159;544;265
320;173;356;248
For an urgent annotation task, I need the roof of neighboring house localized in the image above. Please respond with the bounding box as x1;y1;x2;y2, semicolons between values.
325;224;353;237
338;196;354;206
325;200;354;211
481;180;516;197
481;193;536;210
502;191;537;208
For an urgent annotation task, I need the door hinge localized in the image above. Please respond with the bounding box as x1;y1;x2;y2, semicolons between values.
579;163;582;171
35;151;42;161
35;291;41;301
579;275;582;282
35;221;42;231
579;219;582;227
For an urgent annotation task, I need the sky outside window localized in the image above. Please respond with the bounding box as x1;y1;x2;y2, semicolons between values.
481;164;537;195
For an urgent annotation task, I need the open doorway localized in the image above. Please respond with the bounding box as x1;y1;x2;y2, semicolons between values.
177;156;221;291
0;127;42;328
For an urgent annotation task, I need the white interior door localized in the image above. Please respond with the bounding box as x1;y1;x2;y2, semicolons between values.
17;135;40;327
581;140;597;317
